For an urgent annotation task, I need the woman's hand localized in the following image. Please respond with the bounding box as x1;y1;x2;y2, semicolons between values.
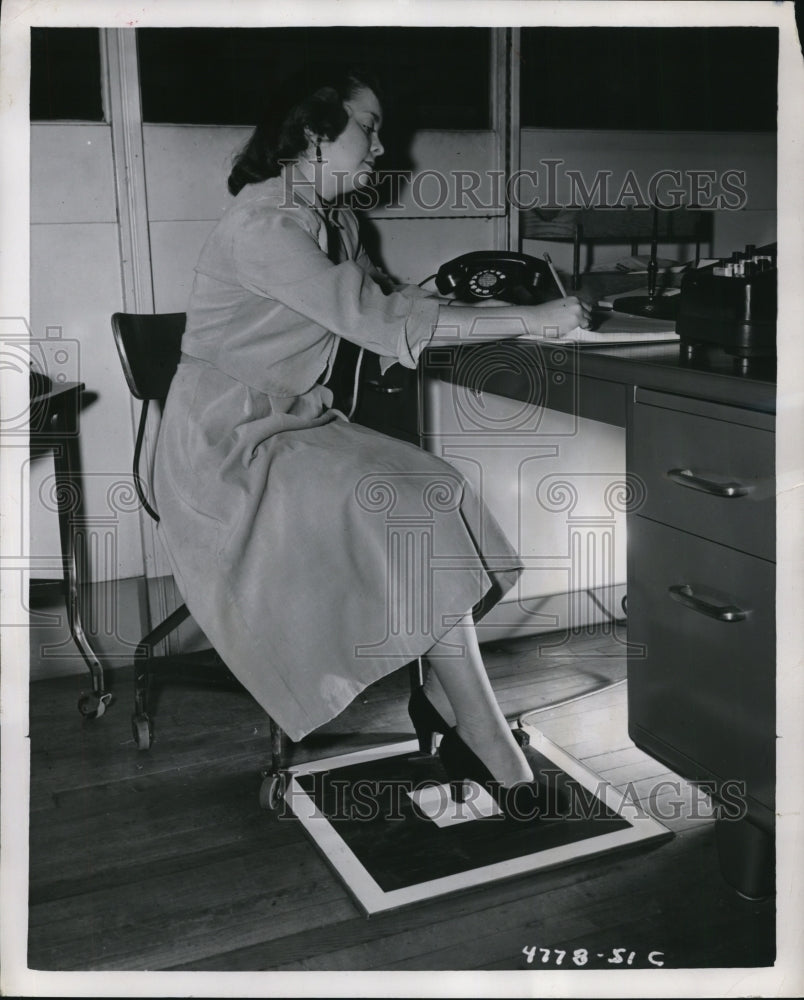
519;296;593;340
432;296;594;346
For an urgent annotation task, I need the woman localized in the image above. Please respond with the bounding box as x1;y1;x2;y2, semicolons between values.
153;67;590;807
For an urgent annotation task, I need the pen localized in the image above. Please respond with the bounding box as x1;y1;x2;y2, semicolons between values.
543;253;567;298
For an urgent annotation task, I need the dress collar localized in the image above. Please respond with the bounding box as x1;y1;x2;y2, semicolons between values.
281;165;343;227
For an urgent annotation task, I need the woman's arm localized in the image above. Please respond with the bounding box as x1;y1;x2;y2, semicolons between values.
431;297;592;344
347;211;590;343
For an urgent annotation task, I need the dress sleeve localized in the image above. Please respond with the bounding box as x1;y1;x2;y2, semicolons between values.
232;204;440;369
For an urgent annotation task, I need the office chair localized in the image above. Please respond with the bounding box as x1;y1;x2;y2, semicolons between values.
521;206;711;289
112;311;291;808
112;311;430;809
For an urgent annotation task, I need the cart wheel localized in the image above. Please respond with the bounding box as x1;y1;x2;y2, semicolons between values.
259;772;287;811
132;713;152;750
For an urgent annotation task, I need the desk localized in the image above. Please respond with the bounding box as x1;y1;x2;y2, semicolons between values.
417;338;776;899
30;382;111;717
425;338;775;426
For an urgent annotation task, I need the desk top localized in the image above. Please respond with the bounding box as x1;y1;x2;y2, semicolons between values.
564;341;776;414
424;339;776;420
567;270;775;412
569;271;775;413
429;263;776;416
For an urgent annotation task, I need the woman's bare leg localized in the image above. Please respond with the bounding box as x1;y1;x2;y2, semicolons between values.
423;612;532;787
420;670;455;726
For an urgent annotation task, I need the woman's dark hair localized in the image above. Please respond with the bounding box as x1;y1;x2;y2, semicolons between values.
228;65;381;196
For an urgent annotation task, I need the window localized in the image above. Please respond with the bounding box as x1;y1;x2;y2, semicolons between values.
136;27;491;129
519;27;777;132
30;28;104;121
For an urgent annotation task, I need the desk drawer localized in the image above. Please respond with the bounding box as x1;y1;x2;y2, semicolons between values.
627;516;775;820
631;392;775;560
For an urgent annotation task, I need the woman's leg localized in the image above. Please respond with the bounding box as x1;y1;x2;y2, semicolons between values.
423;611;532;787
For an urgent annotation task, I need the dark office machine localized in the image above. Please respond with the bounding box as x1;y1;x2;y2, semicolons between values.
676;243;777;371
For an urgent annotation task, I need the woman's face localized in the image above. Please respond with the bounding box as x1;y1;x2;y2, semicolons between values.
317;86;384;201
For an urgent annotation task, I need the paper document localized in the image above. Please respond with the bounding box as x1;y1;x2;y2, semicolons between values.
561;309;679;346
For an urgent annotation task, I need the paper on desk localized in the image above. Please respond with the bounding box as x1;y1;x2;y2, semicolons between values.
562;309;679;346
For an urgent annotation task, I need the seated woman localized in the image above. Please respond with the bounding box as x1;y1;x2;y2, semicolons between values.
153;66;590;812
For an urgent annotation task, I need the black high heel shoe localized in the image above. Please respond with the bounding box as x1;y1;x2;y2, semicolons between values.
438;727;569;821
408;687;450;754
408;686;532;756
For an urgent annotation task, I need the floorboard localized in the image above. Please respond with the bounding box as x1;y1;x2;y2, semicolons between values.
26;626;775;972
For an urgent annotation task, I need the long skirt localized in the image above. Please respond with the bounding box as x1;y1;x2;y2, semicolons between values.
153;359;523;741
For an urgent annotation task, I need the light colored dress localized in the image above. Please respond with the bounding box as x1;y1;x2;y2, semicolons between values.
153;169;522;741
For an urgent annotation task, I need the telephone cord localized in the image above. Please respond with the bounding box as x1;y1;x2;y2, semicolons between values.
347;346;365;421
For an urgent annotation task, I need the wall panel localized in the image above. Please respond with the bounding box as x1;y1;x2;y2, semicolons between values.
31;124;117;224
149;220;217;312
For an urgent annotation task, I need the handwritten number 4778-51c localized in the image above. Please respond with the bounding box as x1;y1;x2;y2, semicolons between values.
522;946;665;967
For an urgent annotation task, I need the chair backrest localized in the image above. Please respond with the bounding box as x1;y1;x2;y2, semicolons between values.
112;312;186;402
111;311;187;522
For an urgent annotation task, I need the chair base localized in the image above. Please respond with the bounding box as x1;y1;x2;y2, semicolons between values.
132;609;428;812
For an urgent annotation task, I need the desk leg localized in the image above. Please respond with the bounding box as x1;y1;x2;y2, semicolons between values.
715;815;774;901
49;409;111;719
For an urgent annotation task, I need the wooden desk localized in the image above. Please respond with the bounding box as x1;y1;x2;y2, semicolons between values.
30;382;111;718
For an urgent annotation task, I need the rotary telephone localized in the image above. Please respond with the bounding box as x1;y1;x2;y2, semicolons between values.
435;250;550;304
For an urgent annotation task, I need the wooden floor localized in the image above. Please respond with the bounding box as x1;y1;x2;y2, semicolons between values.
27;624;775;972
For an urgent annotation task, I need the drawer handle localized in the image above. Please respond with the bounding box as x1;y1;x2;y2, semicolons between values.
666;468;750;498
668;584;747;623
365;380;403;395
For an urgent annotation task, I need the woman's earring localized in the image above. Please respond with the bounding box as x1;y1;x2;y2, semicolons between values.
315;142;322;164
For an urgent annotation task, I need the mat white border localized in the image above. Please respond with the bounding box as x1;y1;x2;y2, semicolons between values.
283;725;672;915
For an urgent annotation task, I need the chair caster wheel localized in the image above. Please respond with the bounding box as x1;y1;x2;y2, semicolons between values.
259;771;287;810
132;713;152;750
513;726;530;748
78;691;112;719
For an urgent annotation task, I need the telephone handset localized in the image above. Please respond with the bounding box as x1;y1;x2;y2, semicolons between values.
435;251;550;304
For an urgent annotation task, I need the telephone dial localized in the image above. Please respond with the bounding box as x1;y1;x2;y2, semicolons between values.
435;250;550;304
